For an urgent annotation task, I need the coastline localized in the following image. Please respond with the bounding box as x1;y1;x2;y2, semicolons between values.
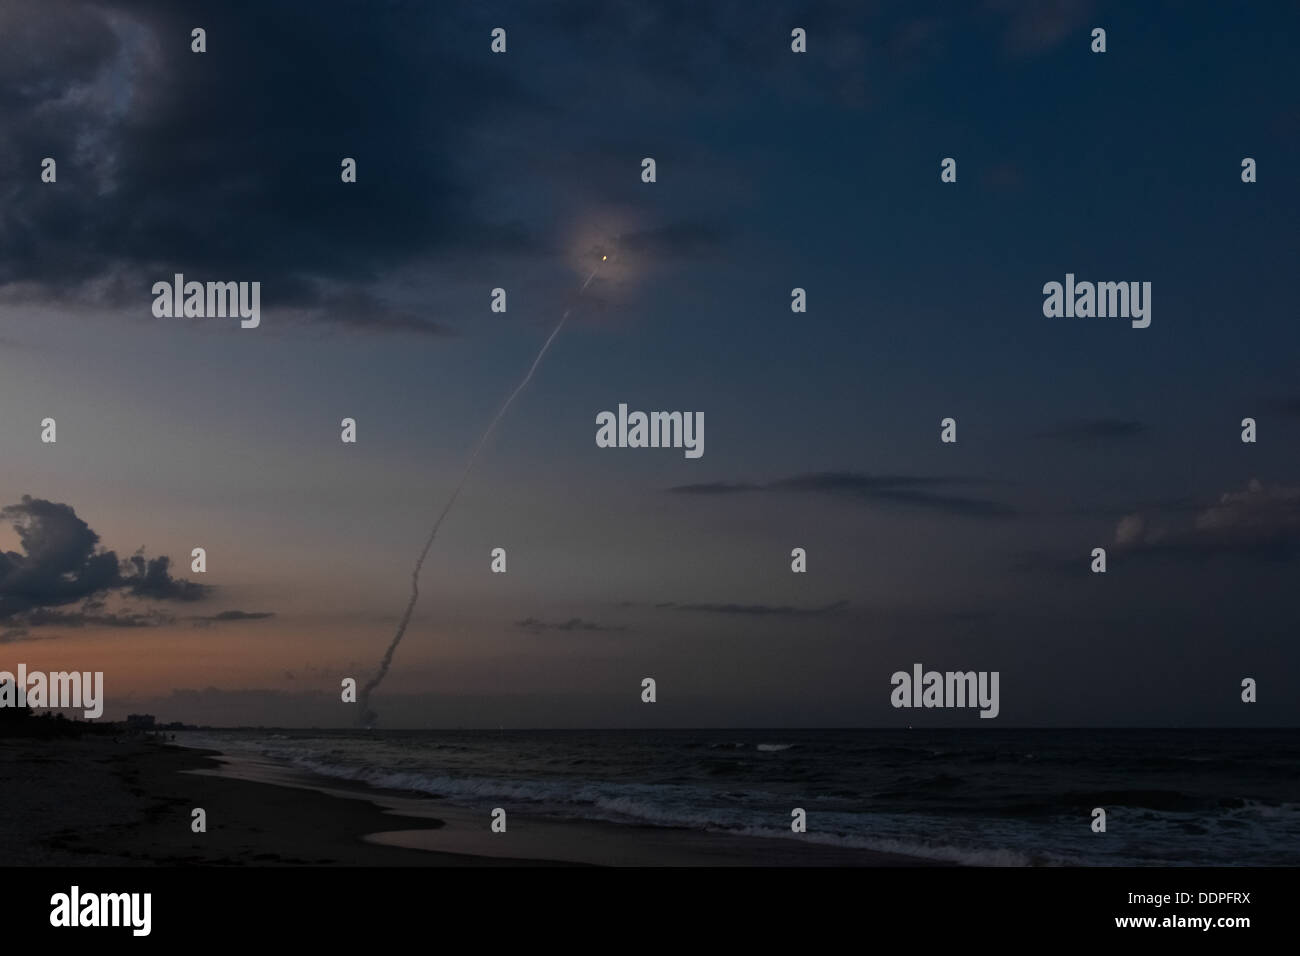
2;736;552;866
3;735;949;866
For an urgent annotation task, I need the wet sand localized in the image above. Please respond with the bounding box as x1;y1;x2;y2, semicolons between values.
2;736;948;866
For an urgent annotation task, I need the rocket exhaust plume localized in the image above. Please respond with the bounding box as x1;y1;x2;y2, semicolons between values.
357;262;604;726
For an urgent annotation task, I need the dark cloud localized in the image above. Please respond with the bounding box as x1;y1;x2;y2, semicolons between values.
1114;480;1300;564
192;610;275;622
618;221;733;259
989;0;1094;56
668;471;1015;518
1036;419;1146;443
774;472;1017;517
274;287;461;338
311;310;457;339
0;1;1085;333
0;495;210;623
672;600;848;617
14;607;173;628
0;0;760;334
122;553;206;602
1019;480;1300;574
1;496;122;618
274;662;357;682
771;472;971;492
515;616;627;633
0;0;549;324
530;0;873;103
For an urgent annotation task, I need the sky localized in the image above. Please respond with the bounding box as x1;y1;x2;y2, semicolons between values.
1;0;1297;727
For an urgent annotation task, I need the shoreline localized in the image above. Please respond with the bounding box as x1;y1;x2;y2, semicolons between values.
3;735;949;866
2;737;556;866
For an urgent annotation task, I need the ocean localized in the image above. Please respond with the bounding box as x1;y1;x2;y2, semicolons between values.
177;727;1300;866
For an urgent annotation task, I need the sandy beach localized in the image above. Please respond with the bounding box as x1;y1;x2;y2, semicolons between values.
2;735;944;866
1;736;544;866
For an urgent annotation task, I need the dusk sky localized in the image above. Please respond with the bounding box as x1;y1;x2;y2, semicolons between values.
1;0;1297;727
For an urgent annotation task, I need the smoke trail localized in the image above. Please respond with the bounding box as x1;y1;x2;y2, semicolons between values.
357;265;601;726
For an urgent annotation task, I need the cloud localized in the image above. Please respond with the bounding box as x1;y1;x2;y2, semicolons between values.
0;0;549;326
191;610;275;623
1036;419;1146;442
672;600;849;618
777;472;1017;517
988;0;1094;56
0;0;1083;334
668;471;1015;518
12;607;173;628
313;310;457;338
1115;480;1300;562
0;496;124;618
618;221;732;259
0;1;763;334
278;288;461;338
0;495;210;623
515;616;627;633
122;552;207;601
276;662;360;683
1019;480;1300;574
1115;514;1146;547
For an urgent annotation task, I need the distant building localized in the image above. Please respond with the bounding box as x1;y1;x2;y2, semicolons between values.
126;713;156;730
